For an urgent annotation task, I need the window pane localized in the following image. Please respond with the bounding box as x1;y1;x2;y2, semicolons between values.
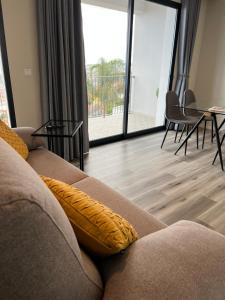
82;1;128;141
0;46;10;126
128;1;177;133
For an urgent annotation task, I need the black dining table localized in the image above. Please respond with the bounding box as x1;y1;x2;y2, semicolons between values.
174;106;225;171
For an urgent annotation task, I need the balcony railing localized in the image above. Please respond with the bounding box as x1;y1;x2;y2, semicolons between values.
0;81;9;124
0;91;9;125
0;108;8;124
87;74;126;118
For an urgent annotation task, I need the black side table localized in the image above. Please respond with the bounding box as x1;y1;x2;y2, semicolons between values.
32;120;84;171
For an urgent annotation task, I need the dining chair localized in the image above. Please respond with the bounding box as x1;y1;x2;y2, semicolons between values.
161;91;200;154
184;89;214;149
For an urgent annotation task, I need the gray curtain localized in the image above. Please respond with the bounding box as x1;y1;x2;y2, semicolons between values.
37;0;89;160
175;0;201;105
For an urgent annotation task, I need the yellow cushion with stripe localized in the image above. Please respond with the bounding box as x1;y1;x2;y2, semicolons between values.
41;175;138;256
0;120;29;159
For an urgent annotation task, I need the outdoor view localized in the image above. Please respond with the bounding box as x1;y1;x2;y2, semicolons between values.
87;58;126;118
82;2;128;140
0;48;9;125
82;0;177;141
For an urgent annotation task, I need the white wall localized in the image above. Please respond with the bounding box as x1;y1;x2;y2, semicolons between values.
189;0;207;92
192;0;225;110
1;0;42;129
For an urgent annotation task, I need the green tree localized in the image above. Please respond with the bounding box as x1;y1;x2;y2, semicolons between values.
87;58;126;117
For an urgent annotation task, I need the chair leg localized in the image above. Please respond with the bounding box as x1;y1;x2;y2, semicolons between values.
202;120;207;149
178;124;186;143
161;121;171;148
211;120;214;143
212;134;225;165
196;125;199;149
185;125;189;156
213;117;225;138
174;124;179;143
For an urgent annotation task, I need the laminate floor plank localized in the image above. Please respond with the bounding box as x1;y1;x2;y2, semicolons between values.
83;130;225;234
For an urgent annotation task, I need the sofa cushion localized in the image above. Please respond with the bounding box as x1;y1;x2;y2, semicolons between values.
0;138;102;299
73;177;166;238
41;176;138;256
12;127;45;150
0;121;29;159
102;221;225;300
27;147;87;184
80;249;103;290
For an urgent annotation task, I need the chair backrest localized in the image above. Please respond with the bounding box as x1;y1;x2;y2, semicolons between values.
165;91;180;120
184;89;196;107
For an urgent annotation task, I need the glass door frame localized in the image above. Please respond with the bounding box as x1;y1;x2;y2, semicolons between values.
0;1;16;127
90;0;181;147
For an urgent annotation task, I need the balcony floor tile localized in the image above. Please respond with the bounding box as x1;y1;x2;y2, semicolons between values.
89;112;155;140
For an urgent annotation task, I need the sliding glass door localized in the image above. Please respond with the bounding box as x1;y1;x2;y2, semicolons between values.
81;1;128;141
128;0;178;133
81;0;180;144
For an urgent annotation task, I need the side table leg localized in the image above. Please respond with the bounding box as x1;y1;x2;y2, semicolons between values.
48;136;53;152
69;138;72;162
47;137;51;151
79;125;84;171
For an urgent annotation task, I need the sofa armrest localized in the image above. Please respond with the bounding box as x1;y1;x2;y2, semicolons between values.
12;127;45;150
102;220;225;300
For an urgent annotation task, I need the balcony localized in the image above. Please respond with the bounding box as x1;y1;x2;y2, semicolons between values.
87;74;155;140
0;85;9;125
0;108;8;124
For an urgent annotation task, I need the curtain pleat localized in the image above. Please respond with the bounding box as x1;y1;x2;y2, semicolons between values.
37;0;89;160
175;0;201;105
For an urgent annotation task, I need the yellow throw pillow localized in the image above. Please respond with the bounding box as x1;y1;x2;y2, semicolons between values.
41;175;138;256
0;120;29;160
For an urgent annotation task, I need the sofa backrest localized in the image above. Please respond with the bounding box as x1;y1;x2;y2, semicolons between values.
0;138;102;299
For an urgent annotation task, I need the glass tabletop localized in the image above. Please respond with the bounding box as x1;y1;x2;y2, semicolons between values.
32;120;83;137
173;105;225;116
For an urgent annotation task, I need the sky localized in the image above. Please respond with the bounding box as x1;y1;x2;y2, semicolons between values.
81;4;128;65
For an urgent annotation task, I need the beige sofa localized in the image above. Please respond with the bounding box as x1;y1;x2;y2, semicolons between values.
1;127;225;300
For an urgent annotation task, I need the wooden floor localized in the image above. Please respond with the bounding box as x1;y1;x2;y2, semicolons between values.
84;129;225;235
